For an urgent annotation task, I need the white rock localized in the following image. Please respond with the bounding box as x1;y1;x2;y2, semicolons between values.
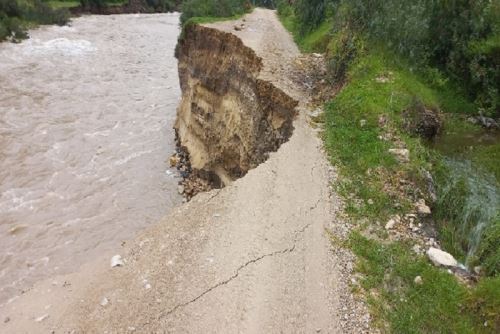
388;148;410;163
416;199;431;216
110;255;124;268
414;276;423;285
474;266;482;275
385;219;396;230
100;297;109;307
35;314;49;322
360;119;367;127
426;247;458;267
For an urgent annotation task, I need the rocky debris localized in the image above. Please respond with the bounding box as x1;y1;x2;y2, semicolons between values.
385;216;399;230
388;148;410;163
426;247;458;267
292;54;331;103
416;199;431;216
110;255;124;268
414;276;423;285
180;175;213;200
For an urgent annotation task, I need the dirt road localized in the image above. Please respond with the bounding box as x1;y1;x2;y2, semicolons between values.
1;9;344;333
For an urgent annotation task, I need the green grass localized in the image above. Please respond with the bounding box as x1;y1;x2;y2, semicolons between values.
279;11;331;53
323;51;445;221
349;232;499;333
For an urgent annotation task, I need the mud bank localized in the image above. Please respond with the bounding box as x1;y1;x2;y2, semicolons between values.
174;24;298;189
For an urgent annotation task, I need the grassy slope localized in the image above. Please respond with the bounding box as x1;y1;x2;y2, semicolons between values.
279;11;500;333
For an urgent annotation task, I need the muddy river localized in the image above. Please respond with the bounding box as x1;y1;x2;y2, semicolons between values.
0;13;182;305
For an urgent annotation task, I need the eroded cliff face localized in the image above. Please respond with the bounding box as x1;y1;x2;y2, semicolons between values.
174;24;298;187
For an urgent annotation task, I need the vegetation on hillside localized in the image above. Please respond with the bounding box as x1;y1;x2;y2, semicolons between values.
0;0;69;41
277;0;499;332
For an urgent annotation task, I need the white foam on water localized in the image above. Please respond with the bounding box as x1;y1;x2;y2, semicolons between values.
22;38;97;57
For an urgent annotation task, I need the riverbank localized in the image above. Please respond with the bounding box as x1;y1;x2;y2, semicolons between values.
0;12;182;313
1;9;366;333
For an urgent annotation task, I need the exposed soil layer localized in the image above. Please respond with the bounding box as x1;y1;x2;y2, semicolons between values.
174;24;298;189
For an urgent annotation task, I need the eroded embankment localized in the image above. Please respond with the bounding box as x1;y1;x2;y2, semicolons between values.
174;24;298;194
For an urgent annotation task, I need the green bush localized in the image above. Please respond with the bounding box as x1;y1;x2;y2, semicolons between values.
0;0;69;42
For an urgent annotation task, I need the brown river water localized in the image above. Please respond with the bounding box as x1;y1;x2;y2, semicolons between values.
0;13;182;306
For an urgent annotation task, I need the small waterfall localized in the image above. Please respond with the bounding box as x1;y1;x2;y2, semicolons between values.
437;158;499;267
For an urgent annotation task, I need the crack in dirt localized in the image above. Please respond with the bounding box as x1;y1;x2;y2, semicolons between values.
158;220;314;320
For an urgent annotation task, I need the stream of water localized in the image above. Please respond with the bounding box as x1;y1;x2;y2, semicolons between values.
432;124;499;268
0;13;182;306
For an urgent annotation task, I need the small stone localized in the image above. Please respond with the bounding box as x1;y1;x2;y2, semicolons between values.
427;247;458;267
4;317;10;323
100;297;109;307
128;327;136;332
35;314;49;322
177;185;185;195
385;219;396;230
414;276;423;285
144;283;152;290
367;199;374;205
412;244;422;254
360;119;367;127
416;199;431;216
110;255;124;268
388;148;410;163
316;328;322;333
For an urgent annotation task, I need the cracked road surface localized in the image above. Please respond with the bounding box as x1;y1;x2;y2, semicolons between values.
1;9;342;333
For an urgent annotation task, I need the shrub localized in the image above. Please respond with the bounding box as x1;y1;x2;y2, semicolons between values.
0;0;69;42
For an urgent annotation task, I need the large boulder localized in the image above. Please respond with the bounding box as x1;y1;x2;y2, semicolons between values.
426;247;458;267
